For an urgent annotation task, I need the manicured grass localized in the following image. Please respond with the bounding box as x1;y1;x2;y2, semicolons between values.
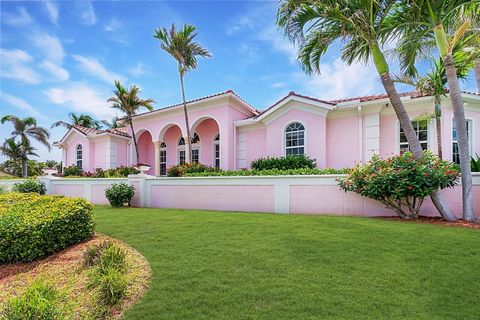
94;207;480;319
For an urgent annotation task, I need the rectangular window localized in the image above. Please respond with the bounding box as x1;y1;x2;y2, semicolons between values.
452;119;472;164
160;149;167;176
191;148;199;163
214;143;220;169
285;131;305;156
179;150;185;165
399;120;428;153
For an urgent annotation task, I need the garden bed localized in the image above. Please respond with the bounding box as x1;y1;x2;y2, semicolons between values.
0;234;151;319
377;216;480;229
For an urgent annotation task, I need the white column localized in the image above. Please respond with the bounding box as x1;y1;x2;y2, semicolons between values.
154;141;161;176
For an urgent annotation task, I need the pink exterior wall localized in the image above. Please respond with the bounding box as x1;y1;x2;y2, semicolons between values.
53;184;85;198
65;134;90;172
150;184;275;212
241;127;267;168
91;185;111;204
327;115;359;168
116;139;128;167
137;131;154;175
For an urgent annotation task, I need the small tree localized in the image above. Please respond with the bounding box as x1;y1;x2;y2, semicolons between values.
338;152;459;219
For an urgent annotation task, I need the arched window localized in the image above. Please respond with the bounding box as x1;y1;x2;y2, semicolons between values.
160;142;167;176
285;122;305;156
191;133;200;163
213;134;220;169
178;137;186;164
76;144;83;168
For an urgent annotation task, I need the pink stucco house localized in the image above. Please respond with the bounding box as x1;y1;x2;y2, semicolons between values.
55;89;480;176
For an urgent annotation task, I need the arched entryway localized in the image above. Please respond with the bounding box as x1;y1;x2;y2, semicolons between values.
136;130;154;175
190;117;221;168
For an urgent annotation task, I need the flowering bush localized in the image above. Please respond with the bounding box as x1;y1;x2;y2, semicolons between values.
338;152;459;219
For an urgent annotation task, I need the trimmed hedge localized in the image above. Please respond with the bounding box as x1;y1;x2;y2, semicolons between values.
251;155;316;170
12;179;46;195
0;193;95;264
183;167;350;177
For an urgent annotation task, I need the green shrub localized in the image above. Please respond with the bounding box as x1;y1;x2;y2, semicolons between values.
167;163;216;177
0;193;95;263
95;267;128;306
0;280;61;320
63;165;83;176
183;167;349;177
251;155;316;170
12;179;46;195
83;241;126;272
471;153;480;172
105;183;135;207
338;152;459;219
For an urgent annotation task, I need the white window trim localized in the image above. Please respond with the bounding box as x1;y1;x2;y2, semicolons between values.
451;116;473;162
395;119;432;154
176;133;201;164
283;120;307;157
213;134;220;168
76;144;83;168
159;142;167;176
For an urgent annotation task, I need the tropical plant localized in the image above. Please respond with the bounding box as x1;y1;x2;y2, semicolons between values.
101;117;121;129
391;0;479;221
107;81;154;162
154;24;211;163
0;116;50;178
471;153;480;172
338;152;459;219
276;0;456;221
51;112;102;130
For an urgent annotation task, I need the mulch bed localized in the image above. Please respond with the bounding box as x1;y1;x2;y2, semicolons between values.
377;216;480;229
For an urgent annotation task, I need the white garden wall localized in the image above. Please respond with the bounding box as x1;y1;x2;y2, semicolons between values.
1;174;479;217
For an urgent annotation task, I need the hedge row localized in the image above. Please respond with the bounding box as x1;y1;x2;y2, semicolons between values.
183;167;350;177
0;193;95;264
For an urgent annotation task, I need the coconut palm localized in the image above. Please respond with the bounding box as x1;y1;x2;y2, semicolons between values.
0;138;38;176
107;81;155;163
391;0;479;221
276;0;456;221
154;24;211;163
0;115;50;178
51;112;102;130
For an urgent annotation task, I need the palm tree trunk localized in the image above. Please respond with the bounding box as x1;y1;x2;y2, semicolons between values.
443;53;475;221
179;72;192;163
475;58;480;94
129;120;140;164
22;158;27;178
377;68;457;221
434;94;443;159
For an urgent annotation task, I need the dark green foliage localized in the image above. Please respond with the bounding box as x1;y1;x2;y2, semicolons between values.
183;167;349;177
471;153;480;172
105;183;135;207
0;280;61;320
338;151;459;219
251;155;316;170
12;179;46;195
167;162;216;177
63;165;83;176
0;193;95;263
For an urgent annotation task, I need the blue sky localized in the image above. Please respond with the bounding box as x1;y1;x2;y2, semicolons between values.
0;0;477;162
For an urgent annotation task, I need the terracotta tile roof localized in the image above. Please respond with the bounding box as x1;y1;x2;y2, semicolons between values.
133;89;259;118
329;91;428;104
72;125;131;138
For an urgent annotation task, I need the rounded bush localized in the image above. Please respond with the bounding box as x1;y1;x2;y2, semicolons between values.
105;183;135;207
0;193;95;263
12;179;46;195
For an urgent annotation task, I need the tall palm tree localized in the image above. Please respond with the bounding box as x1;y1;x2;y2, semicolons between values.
154;24;211;163
51;112;102;130
0;138;38;177
101;117;121;129
1;115;50;178
276;0;456;221
392;0;479;221
394;52;475;159
107;81;155;163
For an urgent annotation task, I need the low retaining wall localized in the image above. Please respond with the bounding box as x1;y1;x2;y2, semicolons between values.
1;174;479;217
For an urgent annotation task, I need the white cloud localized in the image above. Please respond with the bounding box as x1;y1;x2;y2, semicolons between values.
128;62;147;77
31;32;65;64
44;1;59;25
0;49;41;84
259;26;297;63
40;61;69;81
0;91;43;118
1;7;33;27
73;55;125;84
296;58;378;100
77;0;96;26
104;17;122;32
44;83;112;118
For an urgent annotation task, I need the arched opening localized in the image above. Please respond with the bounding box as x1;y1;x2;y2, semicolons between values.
160;124;184;168
190;117;220;167
136;130;154;175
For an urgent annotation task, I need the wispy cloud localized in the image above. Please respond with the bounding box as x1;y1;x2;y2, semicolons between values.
0;91;44;118
77;0;96;26
104;17;122;32
0;49;41;84
31;32;65;64
128;62;147;77
40;61;69;81
72;55;125;84
44;83;112;118
44;1;59;25
1;7;33;27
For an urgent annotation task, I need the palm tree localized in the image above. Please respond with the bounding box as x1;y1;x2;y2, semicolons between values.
154;24;211;163
0;138;38;177
0;115;50;178
392;0;479;221
394;52;474;159
276;0;457;221
101;117;121;129
107;81;155;163
51;112;102;130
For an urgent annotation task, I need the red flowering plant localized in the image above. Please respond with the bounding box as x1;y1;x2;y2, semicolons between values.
338;151;459;219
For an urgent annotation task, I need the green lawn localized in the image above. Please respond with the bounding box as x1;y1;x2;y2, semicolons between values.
94;206;480;319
